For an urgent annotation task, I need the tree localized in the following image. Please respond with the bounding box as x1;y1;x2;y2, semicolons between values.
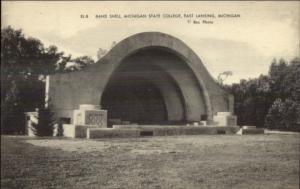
277;58;300;102
226;75;272;127
1;27;61;82
96;41;116;60
1;81;25;134
56;54;72;72
226;57;300;131
1;26;63;134
56;122;64;137
97;48;107;60
64;56;95;71
265;98;300;131
217;71;233;85
111;41;117;49
268;58;289;100
1;26;97;134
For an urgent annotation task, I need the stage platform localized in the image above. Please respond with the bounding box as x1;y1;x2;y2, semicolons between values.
85;125;240;139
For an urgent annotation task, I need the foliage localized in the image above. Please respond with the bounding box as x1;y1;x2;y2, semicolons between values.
226;75;272;127
267;57;300;121
1;26;60;134
96;41;116;60
269;58;300;102
31;107;55;136
226;57;300;131
1;27;62;81
56;122;64;137
64;56;95;72
97;48;107;60
217;71;233;85
1;81;25;134
1;26;95;134
265;98;300;131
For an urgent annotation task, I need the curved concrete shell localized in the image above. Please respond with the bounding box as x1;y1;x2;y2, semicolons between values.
47;32;234;124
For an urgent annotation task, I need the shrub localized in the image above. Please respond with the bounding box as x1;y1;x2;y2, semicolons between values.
265;98;300;131
56;122;64;137
1;81;26;134
32;107;55;136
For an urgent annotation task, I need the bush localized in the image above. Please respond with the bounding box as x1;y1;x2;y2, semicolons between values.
56;122;64;137
1;81;26;134
265;98;300;132
32;107;55;136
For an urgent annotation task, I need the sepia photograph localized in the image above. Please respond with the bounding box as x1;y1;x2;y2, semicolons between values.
1;1;299;189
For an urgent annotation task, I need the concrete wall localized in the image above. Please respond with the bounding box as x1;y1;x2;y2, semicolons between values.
47;32;233;123
116;49;206;121
103;66;185;122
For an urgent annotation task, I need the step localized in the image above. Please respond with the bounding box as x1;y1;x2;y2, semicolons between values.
113;125;240;136
242;126;257;129
87;128;140;139
113;125;188;129
237;128;265;135
108;118;122;124
122;121;131;125
65;124;241;138
63;124;99;138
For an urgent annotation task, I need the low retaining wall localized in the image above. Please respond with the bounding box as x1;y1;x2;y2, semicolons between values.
63;124;98;138
87;128;140;139
64;124;240;139
112;125;239;137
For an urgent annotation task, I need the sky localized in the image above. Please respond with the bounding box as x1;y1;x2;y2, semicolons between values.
2;1;299;84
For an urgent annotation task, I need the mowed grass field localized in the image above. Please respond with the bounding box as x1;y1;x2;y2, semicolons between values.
1;134;299;189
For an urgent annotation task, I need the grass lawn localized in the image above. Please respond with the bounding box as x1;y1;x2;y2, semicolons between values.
1;134;299;189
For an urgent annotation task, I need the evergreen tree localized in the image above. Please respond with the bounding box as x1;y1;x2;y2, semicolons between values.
31;107;55;136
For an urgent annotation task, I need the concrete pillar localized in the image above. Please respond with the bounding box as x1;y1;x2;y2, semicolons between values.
73;104;107;127
213;112;237;126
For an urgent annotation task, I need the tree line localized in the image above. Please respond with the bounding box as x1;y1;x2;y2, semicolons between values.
1;26;299;134
1;26;95;134
224;58;300;131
